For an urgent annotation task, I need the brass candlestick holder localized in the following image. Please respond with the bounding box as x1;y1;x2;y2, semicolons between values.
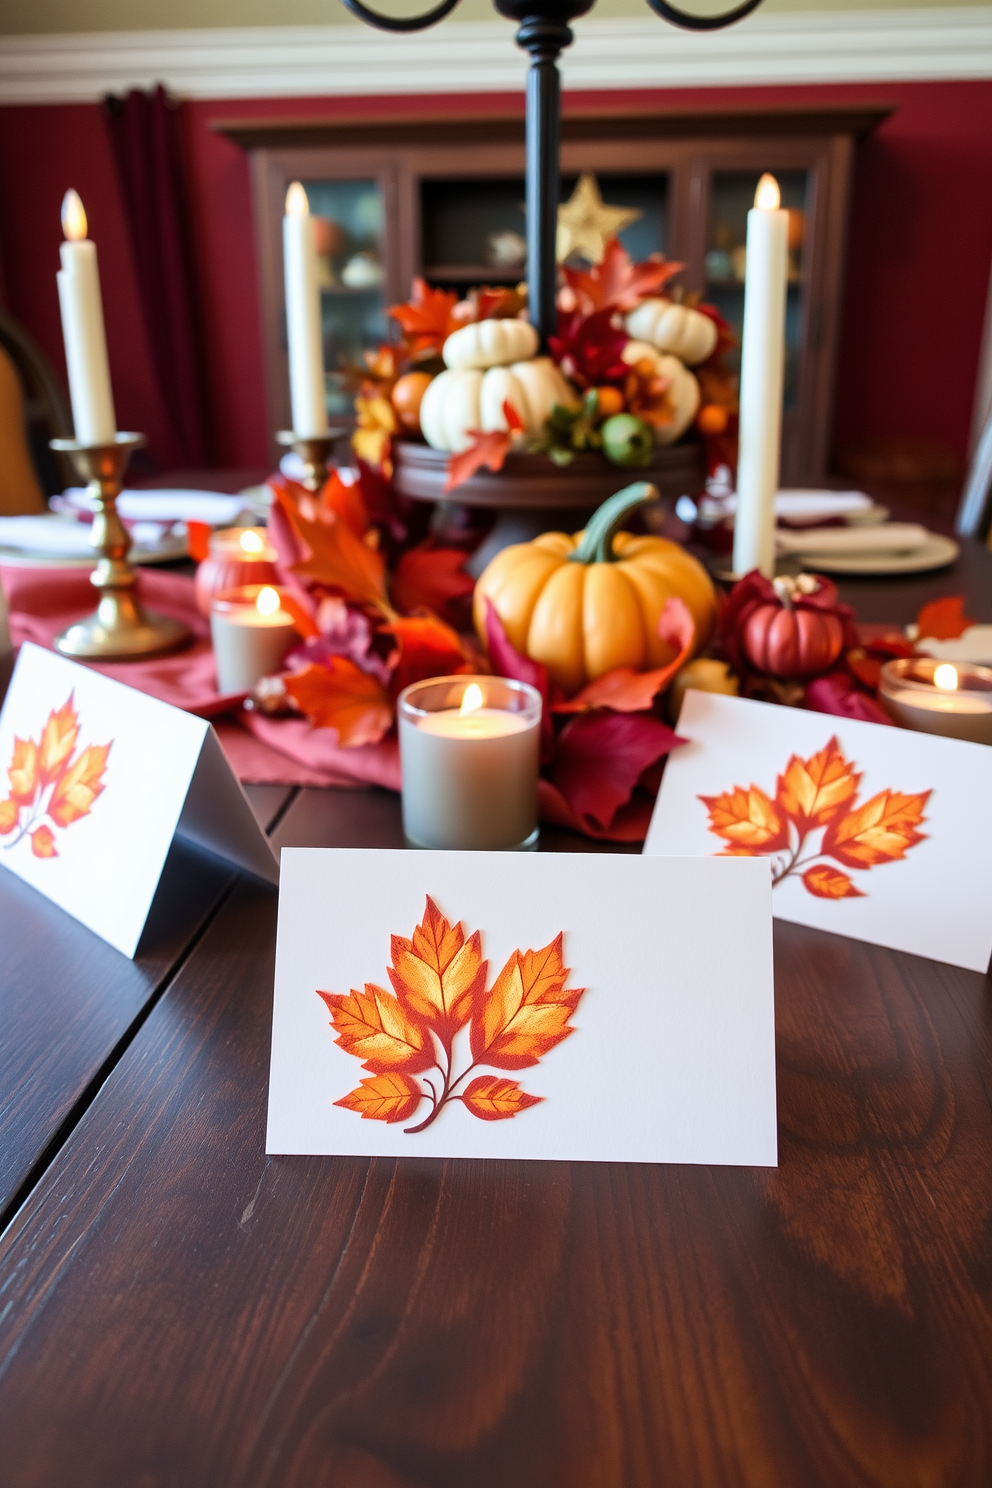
276;430;346;493
50;433;192;660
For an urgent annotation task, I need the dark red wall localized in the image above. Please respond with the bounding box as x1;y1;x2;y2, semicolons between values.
1;78;990;475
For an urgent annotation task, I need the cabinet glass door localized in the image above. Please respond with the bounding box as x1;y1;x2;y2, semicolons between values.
706;169;808;411
420;172;670;289
302;178;388;417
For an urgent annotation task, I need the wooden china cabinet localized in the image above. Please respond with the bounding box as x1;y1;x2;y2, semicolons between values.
219;105;889;485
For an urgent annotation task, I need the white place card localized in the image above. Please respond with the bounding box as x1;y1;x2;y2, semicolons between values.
266;848;777;1166
645;690;992;972
0;642;278;957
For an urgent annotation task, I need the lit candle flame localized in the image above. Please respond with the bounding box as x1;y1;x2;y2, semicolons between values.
61;188;88;241
239;529;264;554
754;174;781;211
934;663;959;691
460;682;484;715
256;586;281;617
285;182;310;218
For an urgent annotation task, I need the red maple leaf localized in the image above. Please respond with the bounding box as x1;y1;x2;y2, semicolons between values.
561;236;683;314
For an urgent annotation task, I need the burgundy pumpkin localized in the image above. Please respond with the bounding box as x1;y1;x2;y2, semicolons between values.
742;602;845;679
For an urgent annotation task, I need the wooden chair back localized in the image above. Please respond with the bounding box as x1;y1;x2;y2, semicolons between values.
0;307;74;504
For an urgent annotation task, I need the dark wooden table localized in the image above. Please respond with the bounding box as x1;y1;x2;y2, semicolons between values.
0;548;990;1487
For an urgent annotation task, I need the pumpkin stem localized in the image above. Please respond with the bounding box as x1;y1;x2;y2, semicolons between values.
568;482;660;565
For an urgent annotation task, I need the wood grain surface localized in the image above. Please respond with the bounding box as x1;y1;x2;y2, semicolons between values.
0;784;290;1224
0;870;989;1488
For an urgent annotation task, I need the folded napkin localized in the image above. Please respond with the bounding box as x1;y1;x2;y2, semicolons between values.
775;522;932;556
718;489;873;520
0;515;100;556
917;625;992;665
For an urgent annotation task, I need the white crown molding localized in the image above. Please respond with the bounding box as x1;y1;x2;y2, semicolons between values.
1;8;991;106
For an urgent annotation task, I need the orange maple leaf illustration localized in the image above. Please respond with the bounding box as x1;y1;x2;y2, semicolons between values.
30;825;57;858
387;895;487;1041
317;983;434;1073
8;738;39;802
822;789;930;870
335;1072;423;1124
700;784;789;854
776;737;860;829
461;1076;542;1121
48;743;110;827
320;897;586;1133
3;695;112;858
470;933;583;1070
700;737;929;899
38;696;79;784
801;864;865;900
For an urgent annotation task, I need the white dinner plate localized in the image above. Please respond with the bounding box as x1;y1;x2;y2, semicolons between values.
793;533;960;576
0;515;187;569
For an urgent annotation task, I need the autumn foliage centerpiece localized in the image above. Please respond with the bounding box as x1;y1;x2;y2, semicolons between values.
352;236;737;496
261;463;477;748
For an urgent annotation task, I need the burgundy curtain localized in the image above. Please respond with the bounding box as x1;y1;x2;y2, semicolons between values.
105;86;209;468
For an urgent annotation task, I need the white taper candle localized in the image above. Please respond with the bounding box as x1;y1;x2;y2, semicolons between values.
56;189;117;447
283;182;328;439
733;174;789;580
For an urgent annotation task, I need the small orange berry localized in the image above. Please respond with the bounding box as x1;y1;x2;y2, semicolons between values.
591;386;624;418
696;403;729;436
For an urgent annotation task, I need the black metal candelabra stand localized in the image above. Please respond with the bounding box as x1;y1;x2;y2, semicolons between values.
339;0;764;348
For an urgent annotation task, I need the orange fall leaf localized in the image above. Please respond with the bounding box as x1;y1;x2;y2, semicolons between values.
31;825;57;858
461;1076;542;1121
388;895;487;1040
775;736;860;829
700;784;790;854
318;983;434;1073
802;863;865;900
38;695;79;783
285;659;393;748
822;788;930;870
335;1072;423;1124
48;742;111;828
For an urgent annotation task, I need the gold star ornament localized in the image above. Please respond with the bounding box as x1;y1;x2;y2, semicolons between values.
556;174;642;265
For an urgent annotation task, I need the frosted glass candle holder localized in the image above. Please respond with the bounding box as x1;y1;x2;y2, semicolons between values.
210;584;297;696
879;657;992;745
398;674;542;850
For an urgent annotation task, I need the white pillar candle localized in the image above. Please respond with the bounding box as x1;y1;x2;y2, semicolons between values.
56;190;117;447
399;676;542;850
879;658;992;745
211;585;297;695
733;173;789;580
283;182;328;439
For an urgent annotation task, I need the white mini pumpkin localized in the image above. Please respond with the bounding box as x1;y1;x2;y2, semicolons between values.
420;356;576;453
442;318;539;371
621;340;700;445
625;298;718;366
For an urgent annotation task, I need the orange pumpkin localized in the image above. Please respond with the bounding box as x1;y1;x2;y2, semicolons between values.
474;482;717;696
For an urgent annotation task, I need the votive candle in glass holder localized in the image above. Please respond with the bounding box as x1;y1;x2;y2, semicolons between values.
398;674;542;850
195;525;279;616
879;657;992;745
211;584;297;695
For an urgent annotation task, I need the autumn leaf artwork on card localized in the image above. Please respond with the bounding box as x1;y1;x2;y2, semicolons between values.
0;694;111;859
318;895;586;1131
700;736;930;900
